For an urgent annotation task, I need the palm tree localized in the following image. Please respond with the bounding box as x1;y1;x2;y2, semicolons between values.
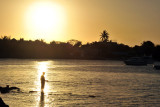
100;30;109;42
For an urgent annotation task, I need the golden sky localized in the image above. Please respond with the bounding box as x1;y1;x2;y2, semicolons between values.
0;0;160;46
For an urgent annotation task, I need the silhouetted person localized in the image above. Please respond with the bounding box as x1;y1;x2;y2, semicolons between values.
41;72;45;92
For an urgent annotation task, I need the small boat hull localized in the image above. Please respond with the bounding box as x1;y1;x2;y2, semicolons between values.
124;60;147;66
153;65;160;70
124;57;147;66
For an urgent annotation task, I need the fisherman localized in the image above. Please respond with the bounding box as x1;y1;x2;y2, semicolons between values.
41;72;45;92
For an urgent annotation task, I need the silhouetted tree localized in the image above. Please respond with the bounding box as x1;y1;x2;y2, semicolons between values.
100;30;109;42
67;39;82;47
153;45;160;60
0;35;159;60
1;36;11;41
141;41;155;56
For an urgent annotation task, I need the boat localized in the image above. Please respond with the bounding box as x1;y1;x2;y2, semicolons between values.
142;56;154;64
153;65;160;70
124;57;147;66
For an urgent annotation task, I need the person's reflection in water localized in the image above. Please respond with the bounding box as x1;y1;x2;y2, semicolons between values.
41;72;45;92
39;92;44;107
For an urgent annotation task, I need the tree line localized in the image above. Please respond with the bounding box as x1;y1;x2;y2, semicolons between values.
0;30;160;60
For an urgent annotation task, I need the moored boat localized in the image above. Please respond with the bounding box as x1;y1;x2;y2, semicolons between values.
153;65;160;70
142;56;154;64
124;57;147;66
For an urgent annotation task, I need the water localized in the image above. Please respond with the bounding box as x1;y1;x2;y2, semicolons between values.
0;59;160;107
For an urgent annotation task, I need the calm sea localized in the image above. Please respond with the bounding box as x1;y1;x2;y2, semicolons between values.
0;59;160;107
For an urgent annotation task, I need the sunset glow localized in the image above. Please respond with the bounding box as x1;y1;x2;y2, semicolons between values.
25;1;66;41
37;62;48;75
0;0;160;46
1;0;160;106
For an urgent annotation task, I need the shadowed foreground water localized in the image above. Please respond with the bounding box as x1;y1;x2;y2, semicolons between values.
0;59;160;107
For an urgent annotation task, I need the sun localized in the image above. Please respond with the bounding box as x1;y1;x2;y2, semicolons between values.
25;1;66;41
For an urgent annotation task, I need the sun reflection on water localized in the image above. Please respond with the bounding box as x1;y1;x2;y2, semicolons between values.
36;61;50;92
